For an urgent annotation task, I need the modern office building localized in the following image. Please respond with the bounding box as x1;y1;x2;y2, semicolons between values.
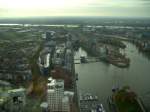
47;77;70;112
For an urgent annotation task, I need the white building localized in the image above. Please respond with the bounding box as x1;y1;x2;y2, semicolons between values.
47;77;70;112
7;88;26;112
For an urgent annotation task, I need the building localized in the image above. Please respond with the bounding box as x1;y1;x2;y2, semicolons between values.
0;88;26;112
8;88;26;112
47;77;70;112
64;49;72;72
45;31;55;40
40;102;48;112
53;44;65;66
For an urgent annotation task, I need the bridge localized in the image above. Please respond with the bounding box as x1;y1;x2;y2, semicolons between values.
74;57;101;64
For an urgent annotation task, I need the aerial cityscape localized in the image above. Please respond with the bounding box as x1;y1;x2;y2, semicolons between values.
0;0;150;112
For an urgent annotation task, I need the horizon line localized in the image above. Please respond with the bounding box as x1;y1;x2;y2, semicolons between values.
1;16;150;19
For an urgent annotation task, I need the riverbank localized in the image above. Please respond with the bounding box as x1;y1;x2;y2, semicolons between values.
75;42;150;112
79;40;130;68
108;86;147;112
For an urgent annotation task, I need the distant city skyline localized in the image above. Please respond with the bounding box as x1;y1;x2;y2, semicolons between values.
0;0;150;18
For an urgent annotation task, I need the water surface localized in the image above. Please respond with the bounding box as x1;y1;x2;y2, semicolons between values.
75;42;150;111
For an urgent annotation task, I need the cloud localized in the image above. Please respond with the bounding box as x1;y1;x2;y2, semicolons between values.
0;0;150;17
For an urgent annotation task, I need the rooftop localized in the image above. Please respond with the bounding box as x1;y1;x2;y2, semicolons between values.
8;88;25;93
47;77;64;89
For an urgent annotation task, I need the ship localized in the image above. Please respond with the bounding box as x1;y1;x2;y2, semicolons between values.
108;57;130;68
98;46;130;68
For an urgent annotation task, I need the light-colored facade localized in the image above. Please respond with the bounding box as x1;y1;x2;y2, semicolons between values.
47;77;70;112
0;88;26;112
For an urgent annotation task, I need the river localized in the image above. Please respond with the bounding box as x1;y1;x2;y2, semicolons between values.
74;42;150;111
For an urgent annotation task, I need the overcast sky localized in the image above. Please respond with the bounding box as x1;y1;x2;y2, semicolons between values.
0;0;150;18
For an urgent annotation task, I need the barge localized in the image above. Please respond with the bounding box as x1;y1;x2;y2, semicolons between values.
108;57;130;68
